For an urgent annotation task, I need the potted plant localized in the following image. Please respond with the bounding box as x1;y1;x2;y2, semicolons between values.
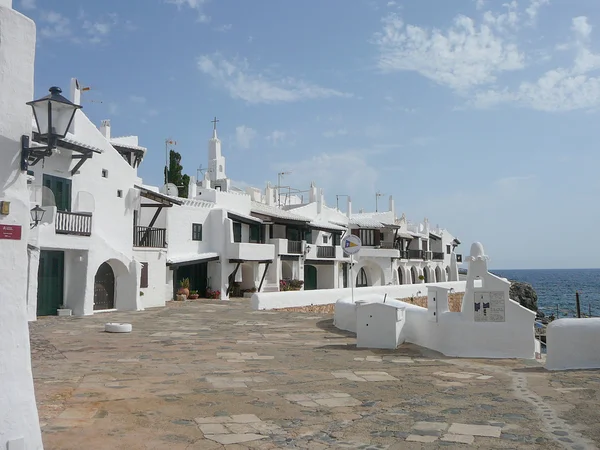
289;279;304;291
178;278;190;297
188;290;199;300
418;275;425;282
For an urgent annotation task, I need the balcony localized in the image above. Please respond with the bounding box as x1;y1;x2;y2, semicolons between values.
134;226;166;248
423;251;433;261
288;240;303;254
408;249;423;260
55;211;92;236
228;242;275;261
356;247;400;258
317;246;336;258
399;250;409;260
433;252;445;261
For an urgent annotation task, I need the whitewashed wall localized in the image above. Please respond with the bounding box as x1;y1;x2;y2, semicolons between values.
134;249;167;308
251;281;466;310
0;2;44;447
546;318;600;370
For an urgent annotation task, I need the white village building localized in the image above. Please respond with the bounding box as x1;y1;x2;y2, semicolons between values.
21;76;462;318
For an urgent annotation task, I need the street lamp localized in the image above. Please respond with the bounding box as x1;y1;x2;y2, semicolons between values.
21;86;82;171
30;205;45;229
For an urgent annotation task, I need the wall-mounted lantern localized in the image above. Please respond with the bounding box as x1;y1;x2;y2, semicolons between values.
21;86;82;171
30;205;45;229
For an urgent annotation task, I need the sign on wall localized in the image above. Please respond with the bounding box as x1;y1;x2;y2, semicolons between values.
474;291;506;322
0;224;22;240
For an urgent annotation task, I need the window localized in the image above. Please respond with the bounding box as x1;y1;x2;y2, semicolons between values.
305;229;313;244
422;240;428;251
358;229;379;246
249;224;260;243
333;233;341;246
117;190;123;198
192;223;203;241
102;169;108;178
322;235;329;244
140;262;149;288
356;267;369;287
233;222;242;243
43;174;71;212
446;245;451;255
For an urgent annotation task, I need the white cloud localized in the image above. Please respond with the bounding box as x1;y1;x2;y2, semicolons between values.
473;16;600;112
235;125;258;149
129;95;147;104
20;0;36;10
39;11;71;39
166;0;210;23
197;53;352;104
323;129;348;138
373;12;525;92
215;23;232;32
266;130;286;145
525;0;549;25
475;0;486;11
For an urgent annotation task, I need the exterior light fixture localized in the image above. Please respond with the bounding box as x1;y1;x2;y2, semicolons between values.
21;86;82;171
30;205;45;228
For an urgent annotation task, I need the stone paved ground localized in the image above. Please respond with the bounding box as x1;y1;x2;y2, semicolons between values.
29;299;600;450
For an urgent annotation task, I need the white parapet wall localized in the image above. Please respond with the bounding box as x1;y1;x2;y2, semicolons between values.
250;281;466;311
545;318;600;371
334;243;537;359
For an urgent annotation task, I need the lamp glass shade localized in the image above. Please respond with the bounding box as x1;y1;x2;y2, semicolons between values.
27;87;81;139
30;205;45;224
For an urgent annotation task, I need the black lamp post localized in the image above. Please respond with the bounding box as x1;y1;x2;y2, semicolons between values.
30;205;45;229
21;86;82;171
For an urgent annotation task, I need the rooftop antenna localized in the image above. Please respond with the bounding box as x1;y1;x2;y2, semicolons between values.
277;171;291;207
375;191;385;212
165;138;177;184
80;85;103;104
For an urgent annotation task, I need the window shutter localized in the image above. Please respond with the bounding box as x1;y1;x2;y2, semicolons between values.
351;228;360;237
374;230;381;246
140;262;149;288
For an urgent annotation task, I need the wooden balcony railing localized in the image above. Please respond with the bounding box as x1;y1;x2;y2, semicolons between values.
432;252;445;261
408;249;423;260
317;246;335;258
287;240;303;254
134;226;167;248
55;211;92;236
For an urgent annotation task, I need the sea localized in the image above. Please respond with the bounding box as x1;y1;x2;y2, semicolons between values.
491;269;600;319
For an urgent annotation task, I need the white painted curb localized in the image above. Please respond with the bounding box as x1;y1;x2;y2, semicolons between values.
105;323;132;333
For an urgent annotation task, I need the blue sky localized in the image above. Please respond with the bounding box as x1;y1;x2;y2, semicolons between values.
15;0;600;269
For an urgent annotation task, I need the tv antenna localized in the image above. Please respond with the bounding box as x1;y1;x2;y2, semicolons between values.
277;171;291;207
79;84;103;104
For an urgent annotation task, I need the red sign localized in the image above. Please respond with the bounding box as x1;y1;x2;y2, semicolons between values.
0;225;22;240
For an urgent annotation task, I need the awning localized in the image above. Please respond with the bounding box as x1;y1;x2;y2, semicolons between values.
228;211;262;225
309;221;347;232
397;232;414;239
33;131;103;154
429;232;441;240
167;252;219;267
453;238;461;245
135;185;183;206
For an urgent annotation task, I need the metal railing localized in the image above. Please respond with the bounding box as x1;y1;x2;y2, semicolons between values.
399;250;409;259
55;211;92;236
287;240;303;254
432;252;445;260
134;226;167;248
408;249;423;259
423;251;433;261
317;246;335;258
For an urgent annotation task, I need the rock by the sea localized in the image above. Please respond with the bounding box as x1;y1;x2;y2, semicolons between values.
509;281;538;312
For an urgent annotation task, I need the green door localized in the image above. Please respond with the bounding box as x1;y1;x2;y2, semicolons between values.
304;265;317;290
43;174;71;211
177;263;208;296
37;250;64;316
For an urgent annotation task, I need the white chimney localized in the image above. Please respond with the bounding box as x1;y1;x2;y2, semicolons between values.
347;196;352;218
389;195;395;218
265;182;274;206
188;175;197;198
100;120;111;139
309;182;318;203
1;0;13;8
69;78;81;134
317;188;324;214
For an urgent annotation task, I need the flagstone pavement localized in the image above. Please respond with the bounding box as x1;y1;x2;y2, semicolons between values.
30;299;600;449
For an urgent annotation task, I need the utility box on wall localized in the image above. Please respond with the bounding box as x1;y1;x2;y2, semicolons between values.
356;302;406;349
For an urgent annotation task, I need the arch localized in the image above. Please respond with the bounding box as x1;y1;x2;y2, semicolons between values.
410;266;418;284
445;266;450;280
94;262;115;310
423;267;429;283
435;266;443;283
397;267;403;285
304;265;317;290
356;267;369;287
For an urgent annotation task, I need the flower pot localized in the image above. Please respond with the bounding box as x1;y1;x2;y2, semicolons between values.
179;288;190;297
175;294;187;301
189;294;199;300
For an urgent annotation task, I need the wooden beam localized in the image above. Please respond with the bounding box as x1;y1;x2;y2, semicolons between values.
258;262;270;292
71;152;92;175
140;206;164;246
226;262;241;296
